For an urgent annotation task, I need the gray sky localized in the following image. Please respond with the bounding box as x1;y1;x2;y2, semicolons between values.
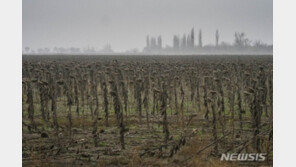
23;0;273;52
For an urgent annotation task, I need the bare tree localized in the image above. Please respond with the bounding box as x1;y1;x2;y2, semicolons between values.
234;32;251;47
198;29;203;48
190;28;195;48
215;30;219;47
157;36;162;49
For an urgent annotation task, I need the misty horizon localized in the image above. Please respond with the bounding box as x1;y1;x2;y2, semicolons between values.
23;0;272;52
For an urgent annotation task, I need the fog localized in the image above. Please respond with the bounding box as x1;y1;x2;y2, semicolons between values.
23;0;272;53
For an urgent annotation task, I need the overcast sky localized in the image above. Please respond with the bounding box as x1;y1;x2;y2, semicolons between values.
23;0;273;52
